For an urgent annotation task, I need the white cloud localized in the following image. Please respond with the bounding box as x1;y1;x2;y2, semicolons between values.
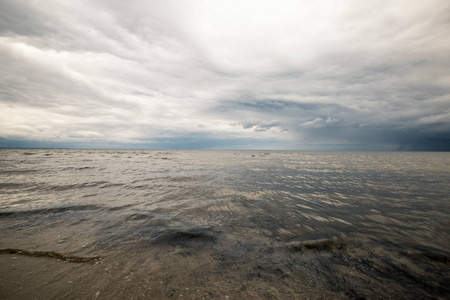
301;118;338;129
0;0;449;149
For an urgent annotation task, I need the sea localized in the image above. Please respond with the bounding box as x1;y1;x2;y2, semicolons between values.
0;149;449;299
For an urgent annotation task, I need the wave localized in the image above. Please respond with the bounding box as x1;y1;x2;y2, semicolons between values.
0;204;102;218
0;169;40;174
0;181;122;192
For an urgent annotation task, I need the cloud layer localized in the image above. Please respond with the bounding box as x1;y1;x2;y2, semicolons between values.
1;0;449;150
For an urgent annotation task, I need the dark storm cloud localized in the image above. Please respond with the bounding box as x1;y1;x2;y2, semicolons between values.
220;99;329;111
0;0;449;149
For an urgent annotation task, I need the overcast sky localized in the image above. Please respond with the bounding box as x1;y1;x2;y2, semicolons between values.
1;0;449;150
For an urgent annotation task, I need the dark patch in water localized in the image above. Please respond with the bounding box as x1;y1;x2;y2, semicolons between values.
0;248;100;263
153;229;217;247
288;239;347;252
403;250;449;264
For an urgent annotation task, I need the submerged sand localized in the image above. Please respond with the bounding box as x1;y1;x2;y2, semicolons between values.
1;233;449;299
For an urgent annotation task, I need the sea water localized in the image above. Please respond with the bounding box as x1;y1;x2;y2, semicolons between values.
0;150;449;299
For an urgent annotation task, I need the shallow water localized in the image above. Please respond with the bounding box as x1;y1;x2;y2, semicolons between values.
0;150;449;299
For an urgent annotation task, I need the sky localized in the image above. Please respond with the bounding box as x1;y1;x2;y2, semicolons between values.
0;0;449;150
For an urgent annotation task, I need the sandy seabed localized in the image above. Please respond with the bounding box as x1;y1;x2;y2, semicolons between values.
1;232;449;300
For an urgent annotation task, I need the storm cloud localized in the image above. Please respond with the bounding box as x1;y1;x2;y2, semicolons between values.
1;0;449;150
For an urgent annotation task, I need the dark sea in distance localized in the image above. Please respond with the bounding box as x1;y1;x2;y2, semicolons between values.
0;149;449;299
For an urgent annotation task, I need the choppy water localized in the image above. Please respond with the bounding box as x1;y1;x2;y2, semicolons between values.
0;149;449;299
